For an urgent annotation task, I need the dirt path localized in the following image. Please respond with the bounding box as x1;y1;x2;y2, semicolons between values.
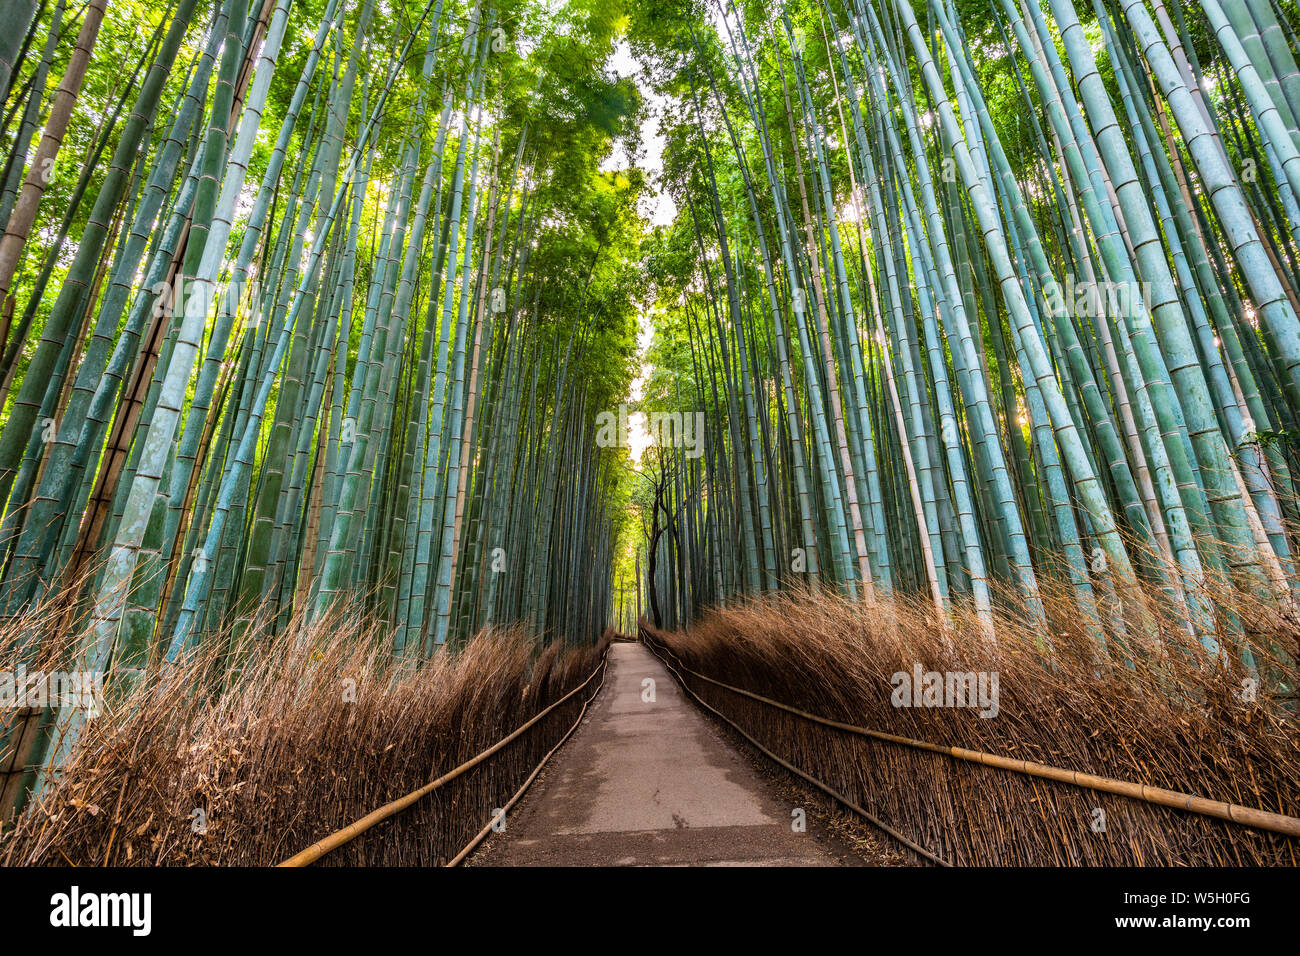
472;642;858;866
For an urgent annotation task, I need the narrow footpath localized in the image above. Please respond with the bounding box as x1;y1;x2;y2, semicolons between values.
473;642;856;866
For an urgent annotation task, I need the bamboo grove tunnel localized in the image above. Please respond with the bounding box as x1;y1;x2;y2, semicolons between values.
0;0;1298;878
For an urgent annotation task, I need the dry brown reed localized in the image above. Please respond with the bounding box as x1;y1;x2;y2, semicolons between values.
644;575;1300;866
0;595;609;866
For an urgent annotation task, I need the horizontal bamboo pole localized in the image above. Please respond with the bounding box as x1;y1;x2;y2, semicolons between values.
278;653;608;867
646;637;951;865
445;662;608;866
642;633;1300;839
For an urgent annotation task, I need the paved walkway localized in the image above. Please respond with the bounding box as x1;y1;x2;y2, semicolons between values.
476;642;850;866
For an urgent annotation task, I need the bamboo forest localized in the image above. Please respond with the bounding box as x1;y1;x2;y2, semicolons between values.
0;0;1298;888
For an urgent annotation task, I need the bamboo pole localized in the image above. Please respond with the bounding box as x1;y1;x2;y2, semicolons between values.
643;633;1300;839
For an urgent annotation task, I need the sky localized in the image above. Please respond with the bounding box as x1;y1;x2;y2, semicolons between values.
602;40;677;228
603;38;675;465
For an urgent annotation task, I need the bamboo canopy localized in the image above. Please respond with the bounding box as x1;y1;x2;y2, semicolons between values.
630;0;1300;671
0;0;643;811
0;0;1299;823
